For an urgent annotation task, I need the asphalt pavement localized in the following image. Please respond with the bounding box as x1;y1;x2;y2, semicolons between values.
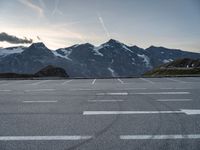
0;77;200;150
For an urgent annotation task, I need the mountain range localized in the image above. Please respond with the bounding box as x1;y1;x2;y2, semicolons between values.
0;39;200;77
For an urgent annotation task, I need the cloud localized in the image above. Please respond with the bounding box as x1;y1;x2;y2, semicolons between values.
97;13;110;38
0;32;33;44
18;0;44;17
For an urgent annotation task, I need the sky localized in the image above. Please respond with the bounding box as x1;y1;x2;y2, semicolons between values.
0;0;200;52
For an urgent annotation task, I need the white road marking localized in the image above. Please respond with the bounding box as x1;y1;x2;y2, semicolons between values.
125;88;147;90
88;99;124;102
70;89;93;91
117;79;124;84
62;80;72;85
83;111;182;115
181;109;200;115
23;100;58;103
96;92;128;96
31;80;49;85
157;99;192;102
92;79;96;85
0;89;12;92
120;134;200;140
0;135;92;141
132;92;190;95
160;88;191;90
140;78;155;84
83;109;200;115
167;78;186;83
25;89;55;92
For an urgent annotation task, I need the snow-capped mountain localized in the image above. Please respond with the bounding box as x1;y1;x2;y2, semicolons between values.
0;40;200;77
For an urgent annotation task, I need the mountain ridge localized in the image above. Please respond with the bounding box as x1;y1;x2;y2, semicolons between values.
0;39;199;77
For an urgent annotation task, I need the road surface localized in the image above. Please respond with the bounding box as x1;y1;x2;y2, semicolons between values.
0;77;200;150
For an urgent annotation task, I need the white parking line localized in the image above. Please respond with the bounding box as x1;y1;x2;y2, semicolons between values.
157;99;192;102
167;78;186;83
132;92;190;95
0;89;12;92
140;78;155;84
88;99;124;102
92;79;96;85
83;111;182;115
120;134;200;140
160;88;191;90
31;80;49;85
23;100;58;103
0;135;92;141
96;92;128;96
62;80;72;85
25;89;55;92
83;109;200;115
117;79;124;84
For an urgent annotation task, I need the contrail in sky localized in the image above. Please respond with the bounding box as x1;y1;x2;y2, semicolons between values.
97;13;110;38
18;0;44;17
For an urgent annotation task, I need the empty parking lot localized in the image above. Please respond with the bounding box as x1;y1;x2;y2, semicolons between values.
0;77;200;150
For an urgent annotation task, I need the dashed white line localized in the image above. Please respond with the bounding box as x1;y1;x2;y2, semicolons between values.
96;92;128;96
92;79;96;85
117;79;124;84
0;135;92;141
120;134;200;140
157;99;192;102
132;92;190;95
23;100;58;103
88;99;124;102
62;80;72;85
140;78;155;84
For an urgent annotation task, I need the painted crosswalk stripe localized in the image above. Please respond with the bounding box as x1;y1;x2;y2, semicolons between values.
120;134;200;140
0;135;92;141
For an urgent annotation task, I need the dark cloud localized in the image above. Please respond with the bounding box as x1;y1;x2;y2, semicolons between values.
0;32;33;44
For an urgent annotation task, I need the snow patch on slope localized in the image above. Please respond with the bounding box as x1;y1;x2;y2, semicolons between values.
137;54;150;67
53;49;72;61
0;47;24;57
108;67;116;77
122;45;133;53
93;46;104;56
163;59;173;63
